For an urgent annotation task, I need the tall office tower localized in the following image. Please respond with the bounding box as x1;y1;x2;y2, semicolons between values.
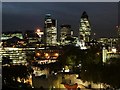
60;24;71;45
44;14;57;46
79;11;91;42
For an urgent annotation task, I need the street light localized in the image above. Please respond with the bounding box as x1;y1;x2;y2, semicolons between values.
35;29;44;43
36;52;40;56
77;74;81;79
35;29;44;37
45;53;50;59
45;53;49;57
54;53;59;57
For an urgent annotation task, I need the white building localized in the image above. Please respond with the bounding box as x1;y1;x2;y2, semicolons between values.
102;47;120;63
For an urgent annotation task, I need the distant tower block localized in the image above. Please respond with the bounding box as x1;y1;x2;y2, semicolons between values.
44;14;57;46
60;24;71;45
79;11;91;42
102;47;108;63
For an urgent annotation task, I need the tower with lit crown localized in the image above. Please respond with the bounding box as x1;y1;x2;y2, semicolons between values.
79;11;91;42
44;14;57;46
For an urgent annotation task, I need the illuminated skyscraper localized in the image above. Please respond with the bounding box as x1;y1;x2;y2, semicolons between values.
44;14;57;46
79;11;91;42
60;24;71;45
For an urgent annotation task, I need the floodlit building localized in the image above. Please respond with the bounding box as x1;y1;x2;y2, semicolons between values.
44;14;57;46
34;46;63;64
97;37;118;48
0;47;27;65
1;31;23;40
79;11;91;42
102;47;120;63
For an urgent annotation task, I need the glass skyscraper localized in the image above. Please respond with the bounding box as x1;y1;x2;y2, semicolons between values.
79;11;91;42
44;14;57;46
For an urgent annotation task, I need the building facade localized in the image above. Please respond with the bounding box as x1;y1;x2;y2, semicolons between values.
79;11;91;42
2;31;23;40
60;24;71;45
102;47;120;63
0;47;27;65
44;14;57;46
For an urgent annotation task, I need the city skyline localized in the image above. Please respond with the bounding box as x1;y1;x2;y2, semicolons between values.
2;2;120;89
3;2;118;38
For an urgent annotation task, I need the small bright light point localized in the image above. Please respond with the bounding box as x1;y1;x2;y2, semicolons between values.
45;53;49;57
36;28;44;37
116;26;118;28
54;53;59;57
93;33;96;35
112;48;117;53
37;29;40;32
36;53;40;56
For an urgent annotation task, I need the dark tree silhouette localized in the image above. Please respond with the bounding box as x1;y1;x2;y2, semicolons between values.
2;65;33;88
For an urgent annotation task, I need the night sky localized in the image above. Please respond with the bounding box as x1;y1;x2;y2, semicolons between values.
2;2;118;38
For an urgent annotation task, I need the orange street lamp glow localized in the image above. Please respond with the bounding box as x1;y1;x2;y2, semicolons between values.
36;29;44;37
36;53;40;56
54;53;59;57
45;53;49;57
46;56;50;59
